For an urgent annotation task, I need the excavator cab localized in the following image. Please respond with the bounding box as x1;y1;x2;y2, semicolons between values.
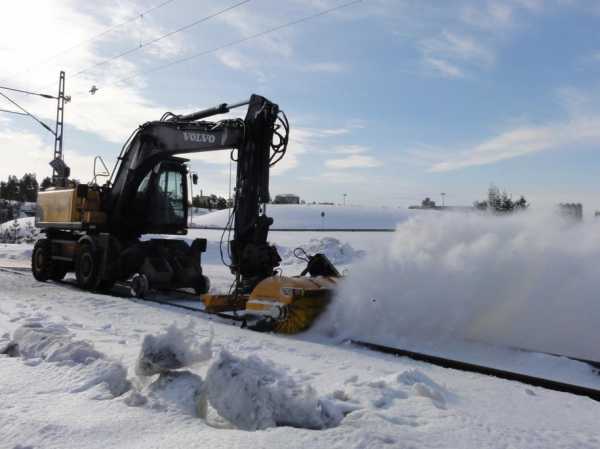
131;159;188;236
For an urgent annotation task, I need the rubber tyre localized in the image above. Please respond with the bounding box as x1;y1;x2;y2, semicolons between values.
75;243;100;290
31;239;52;281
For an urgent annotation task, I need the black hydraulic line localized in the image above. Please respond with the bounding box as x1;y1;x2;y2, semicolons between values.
173;100;249;122
351;340;600;403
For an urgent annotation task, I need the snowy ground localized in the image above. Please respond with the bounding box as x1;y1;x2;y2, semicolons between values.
3;271;600;449
2;207;600;448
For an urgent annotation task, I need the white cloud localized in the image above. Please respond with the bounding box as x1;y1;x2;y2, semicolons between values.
420;30;494;78
428;116;600;172
216;49;248;70
461;1;515;29
301;62;346;73
332;145;369;155
422;31;495;67
325;153;382;169
0;128;93;181
423;57;464;78
0;0;197;149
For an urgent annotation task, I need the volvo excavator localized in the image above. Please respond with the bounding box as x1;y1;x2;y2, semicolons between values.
32;94;339;333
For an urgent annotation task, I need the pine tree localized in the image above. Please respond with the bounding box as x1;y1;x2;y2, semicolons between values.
40;177;53;190
10;218;20;243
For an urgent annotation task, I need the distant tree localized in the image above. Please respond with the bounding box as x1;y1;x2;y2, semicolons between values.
19;173;38;202
475;186;529;213
473;200;488;210
9;218;20;243
0;200;12;223
514;196;529;210
4;176;19;201
23;220;37;243
40;176;53;190
216;197;227;210
191;195;202;208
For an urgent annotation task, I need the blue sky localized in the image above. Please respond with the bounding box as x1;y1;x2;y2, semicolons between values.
1;0;600;210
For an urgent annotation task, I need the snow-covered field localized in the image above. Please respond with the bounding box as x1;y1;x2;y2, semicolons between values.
2;206;600;448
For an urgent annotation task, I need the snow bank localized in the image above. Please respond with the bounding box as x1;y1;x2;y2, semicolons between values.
8;322;130;397
0;245;32;261
133;325;346;428
205;350;344;430
340;368;450;412
318;211;600;361
279;237;365;266
0;217;39;243
136;322;212;376
126;370;207;417
192;204;410;230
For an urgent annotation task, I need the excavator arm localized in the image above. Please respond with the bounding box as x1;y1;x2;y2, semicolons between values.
105;94;286;292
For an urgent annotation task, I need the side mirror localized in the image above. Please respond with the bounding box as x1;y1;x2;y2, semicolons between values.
192;173;198;185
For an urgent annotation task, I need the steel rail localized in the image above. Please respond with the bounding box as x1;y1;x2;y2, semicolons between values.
351;339;600;402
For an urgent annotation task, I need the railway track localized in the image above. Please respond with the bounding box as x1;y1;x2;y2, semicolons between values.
2;264;600;403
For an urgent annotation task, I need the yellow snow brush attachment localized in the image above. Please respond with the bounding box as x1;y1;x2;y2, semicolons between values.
202;293;248;313
245;275;339;334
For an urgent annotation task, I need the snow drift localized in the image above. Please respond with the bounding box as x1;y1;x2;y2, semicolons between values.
279;237;365;266
205;350;345;430
132;324;346;429
318;211;600;361
135;322;212;376
7;322;130;397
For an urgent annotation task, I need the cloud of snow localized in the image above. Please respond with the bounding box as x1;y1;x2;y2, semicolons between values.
317;210;600;361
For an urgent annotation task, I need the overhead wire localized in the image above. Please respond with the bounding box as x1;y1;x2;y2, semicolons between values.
0;91;55;134
0;85;57;99
106;0;363;88
71;0;252;79
0;108;28;116
11;0;179;79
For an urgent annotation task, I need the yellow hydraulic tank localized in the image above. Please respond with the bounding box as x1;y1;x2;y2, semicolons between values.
36;188;80;225
36;187;106;227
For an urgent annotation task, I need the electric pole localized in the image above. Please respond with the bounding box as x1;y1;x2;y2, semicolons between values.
51;71;69;187
0;71;71;187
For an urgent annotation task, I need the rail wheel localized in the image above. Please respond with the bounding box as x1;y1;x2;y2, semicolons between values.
75;243;100;290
